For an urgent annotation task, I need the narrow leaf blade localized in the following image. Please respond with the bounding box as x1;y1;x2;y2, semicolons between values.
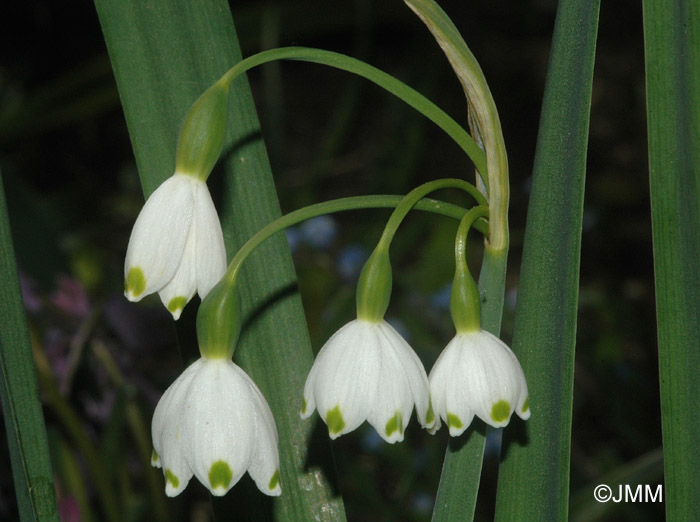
93;1;345;519
0;173;59;521
493;0;601;519
643;0;700;518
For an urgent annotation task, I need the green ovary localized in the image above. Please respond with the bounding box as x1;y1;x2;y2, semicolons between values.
126;267;146;297
491;400;511;423
209;460;233;490
326;406;346;435
385;411;404;437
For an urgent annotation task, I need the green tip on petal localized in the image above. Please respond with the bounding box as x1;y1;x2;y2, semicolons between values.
126;267;146;297
491;400;511;423
268;470;280;491
426;403;435;425
301;398;307;415
151;450;159;464
167;296;187;317
326;405;346;436
522;397;530;413
385;411;404;437
209;460;233;490
164;469;179;488
447;413;463;430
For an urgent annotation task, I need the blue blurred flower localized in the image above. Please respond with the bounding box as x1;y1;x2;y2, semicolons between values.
300;215;337;249
336;244;367;282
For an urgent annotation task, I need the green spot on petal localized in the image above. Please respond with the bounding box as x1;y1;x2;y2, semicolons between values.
447;413;463;429
301;398;307;415
325;406;346;435
126;267;146;297
151;450;159;463
164;469;179;488
385;411;404;437
167;296;187;315
268;469;280;491
209;460;233;490
491;400;511;423
522;397;530;413
426;403;435;425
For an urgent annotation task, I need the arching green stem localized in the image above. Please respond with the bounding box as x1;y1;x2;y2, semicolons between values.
199;193;488;359
213;47;487;185
356;179;488;322
450;205;489;333
224;191;487;288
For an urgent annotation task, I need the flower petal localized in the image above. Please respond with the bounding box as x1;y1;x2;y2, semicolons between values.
378;321;432;430
366;323;420;443
157;223;197;320
124;174;196;300
193;181;227;298
444;337;476;436
151;359;202;496
311;320;380;438
466;331;521;428
182;359;255;496
238;367;281;496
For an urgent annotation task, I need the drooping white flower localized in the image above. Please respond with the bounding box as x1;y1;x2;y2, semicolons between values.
301;319;435;443
429;329;530;436
124;172;226;320
151;357;281;497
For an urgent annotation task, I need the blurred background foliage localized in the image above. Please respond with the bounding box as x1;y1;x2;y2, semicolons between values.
0;0;661;520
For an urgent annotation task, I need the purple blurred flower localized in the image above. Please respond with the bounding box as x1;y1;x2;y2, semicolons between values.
51;275;90;318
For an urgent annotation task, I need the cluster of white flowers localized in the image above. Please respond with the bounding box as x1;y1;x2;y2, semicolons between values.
127;173;281;498
127;173;529;500
301;319;530;442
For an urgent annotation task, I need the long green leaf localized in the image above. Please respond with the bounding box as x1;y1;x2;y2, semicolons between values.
493;0;600;520
0;172;59;521
643;1;700;519
93;1;345;520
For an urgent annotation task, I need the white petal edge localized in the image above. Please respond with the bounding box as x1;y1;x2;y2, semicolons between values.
193;180;227;298
124;173;196;300
183;359;255;496
237;366;281;496
312;320;380;438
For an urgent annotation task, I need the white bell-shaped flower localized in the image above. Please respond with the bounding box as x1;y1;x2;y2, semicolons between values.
301;318;435;443
429;329;530;436
124;172;226;320
151;357;281;497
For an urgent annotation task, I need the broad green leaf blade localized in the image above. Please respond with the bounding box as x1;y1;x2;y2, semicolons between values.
643;1;700;519
0;173;59;521
493;0;601;520
93;1;345;520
